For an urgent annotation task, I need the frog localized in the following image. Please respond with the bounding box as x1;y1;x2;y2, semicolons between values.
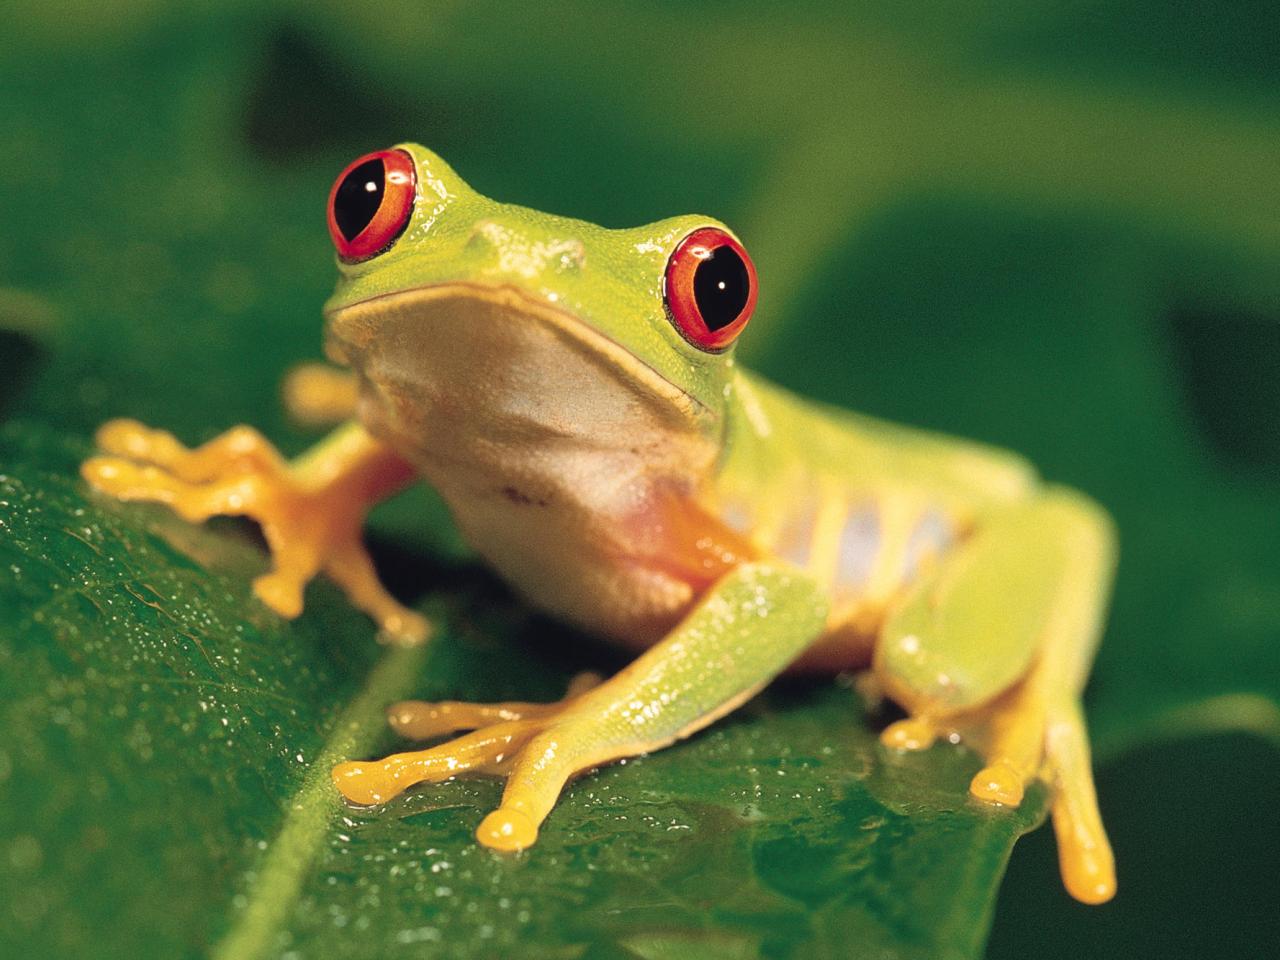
81;144;1117;904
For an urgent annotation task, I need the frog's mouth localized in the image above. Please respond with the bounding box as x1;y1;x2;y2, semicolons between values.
322;281;707;424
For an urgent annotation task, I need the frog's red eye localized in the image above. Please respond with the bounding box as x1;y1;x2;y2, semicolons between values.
663;227;757;351
327;149;417;262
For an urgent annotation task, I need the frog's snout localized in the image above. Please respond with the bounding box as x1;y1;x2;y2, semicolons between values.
465;219;586;277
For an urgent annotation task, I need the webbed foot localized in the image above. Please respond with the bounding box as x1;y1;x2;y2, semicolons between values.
332;673;605;850
82;418;428;645
880;715;940;751
956;680;1116;904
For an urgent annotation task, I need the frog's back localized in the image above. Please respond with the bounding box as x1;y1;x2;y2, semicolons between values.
709;371;1041;670
723;371;1039;507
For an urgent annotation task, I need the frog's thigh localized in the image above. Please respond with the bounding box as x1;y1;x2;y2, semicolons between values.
875;487;1114;719
875;487;1117;904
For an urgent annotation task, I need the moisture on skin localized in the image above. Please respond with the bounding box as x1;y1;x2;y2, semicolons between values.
81;143;1118;905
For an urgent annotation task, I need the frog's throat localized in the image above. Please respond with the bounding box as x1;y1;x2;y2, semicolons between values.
322;281;705;422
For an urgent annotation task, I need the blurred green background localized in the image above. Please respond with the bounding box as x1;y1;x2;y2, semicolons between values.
1;2;1278;958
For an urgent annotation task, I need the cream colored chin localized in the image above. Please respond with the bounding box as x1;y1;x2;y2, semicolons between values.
321;281;718;645
324;281;698;418
321;282;709;479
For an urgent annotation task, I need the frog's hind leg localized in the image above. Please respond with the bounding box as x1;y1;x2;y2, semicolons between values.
879;714;943;751
874;488;1117;904
955;666;1114;904
967;673;1048;807
1044;699;1114;905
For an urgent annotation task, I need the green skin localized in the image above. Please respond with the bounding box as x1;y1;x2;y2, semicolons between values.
323;143;1111;710
320;145;1117;902
88;142;1118;902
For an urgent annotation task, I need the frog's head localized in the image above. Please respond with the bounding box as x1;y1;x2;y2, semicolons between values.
322;144;758;460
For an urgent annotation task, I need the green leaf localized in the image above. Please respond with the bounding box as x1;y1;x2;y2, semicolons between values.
3;2;1279;958
0;421;1043;959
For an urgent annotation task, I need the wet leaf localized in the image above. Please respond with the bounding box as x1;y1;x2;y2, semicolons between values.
0;420;1044;959
2;3;1279;959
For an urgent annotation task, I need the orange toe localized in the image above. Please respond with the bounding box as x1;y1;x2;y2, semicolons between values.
969;761;1026;806
332;760;396;806
477;808;538;852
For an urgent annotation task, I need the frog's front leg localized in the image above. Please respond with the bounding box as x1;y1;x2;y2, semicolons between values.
873;488;1117;904
81;419;429;644
281;363;359;427
332;562;828;849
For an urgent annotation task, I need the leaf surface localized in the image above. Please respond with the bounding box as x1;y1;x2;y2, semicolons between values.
2;3;1279;958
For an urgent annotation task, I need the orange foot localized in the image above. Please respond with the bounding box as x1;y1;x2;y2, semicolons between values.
82;418;428;645
332;673;603;850
891;680;1115;904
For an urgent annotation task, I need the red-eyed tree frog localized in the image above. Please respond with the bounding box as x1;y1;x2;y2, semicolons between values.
82;144;1117;904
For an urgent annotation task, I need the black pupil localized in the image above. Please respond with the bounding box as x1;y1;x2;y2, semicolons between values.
692;245;750;331
333;158;386;241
